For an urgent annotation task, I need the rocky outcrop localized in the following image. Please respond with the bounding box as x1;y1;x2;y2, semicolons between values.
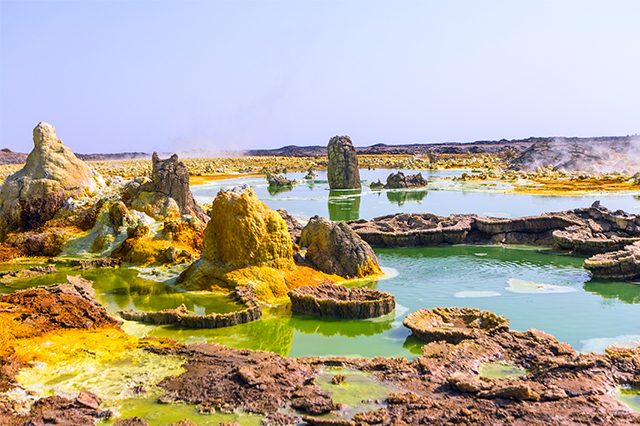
327;136;361;190
0;265;57;283
70;258;121;270
124;153;208;224
0;392;111;426
0;275;119;333
201;188;294;270
552;202;640;254
268;174;294;188
350;213;476;247
583;242;640;280
300;216;382;278
304;169;316;180
176;187;296;301
277;208;304;246
120;284;262;328
155;342;336;415
383;171;428;189
150;312;640;425
288;283;394;319
0;122;104;240
349;202;640;251
403;307;509;344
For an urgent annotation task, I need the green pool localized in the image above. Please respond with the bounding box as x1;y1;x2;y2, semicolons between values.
4;169;640;423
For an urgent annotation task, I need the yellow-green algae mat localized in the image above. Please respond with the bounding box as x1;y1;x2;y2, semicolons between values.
11;327;263;425
477;361;528;379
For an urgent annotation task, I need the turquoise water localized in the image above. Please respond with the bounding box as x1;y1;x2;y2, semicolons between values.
5;169;640;423
192;169;640;220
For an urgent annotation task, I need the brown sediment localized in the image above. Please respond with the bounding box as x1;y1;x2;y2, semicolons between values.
0;275;120;391
147;314;640;425
402;307;509;344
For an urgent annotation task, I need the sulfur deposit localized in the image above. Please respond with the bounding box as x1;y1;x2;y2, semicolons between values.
177;188;381;301
177;187;298;300
0;122;104;240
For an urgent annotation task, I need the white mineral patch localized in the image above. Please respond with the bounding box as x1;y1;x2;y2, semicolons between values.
580;334;640;354
393;302;409;317
482;212;511;217
505;278;577;294
454;290;501;298
380;266;399;279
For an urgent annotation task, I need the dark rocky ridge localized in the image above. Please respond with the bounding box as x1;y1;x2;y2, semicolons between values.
148;321;640;425
346;202;640;280
245;136;638;157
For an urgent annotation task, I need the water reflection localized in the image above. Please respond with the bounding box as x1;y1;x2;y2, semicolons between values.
267;185;294;196
328;189;361;221
584;280;640;304
291;314;394;338
81;268;243;314
386;189;428;206
151;307;295;356
402;334;426;355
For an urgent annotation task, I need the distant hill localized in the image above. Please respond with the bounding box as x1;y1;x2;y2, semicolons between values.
244;137;546;157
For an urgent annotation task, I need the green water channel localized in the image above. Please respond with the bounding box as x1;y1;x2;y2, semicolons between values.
4;170;640;422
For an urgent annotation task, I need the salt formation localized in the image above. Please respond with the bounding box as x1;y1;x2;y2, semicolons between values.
327;135;361;189
0;122;104;240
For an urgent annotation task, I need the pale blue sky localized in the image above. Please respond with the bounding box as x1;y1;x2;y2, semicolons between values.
1;1;638;154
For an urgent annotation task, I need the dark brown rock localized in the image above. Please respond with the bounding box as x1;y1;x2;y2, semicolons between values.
349;202;640;254
0;276;120;335
262;412;301;426
277;208;304;246
583;242;640;280
150;152;209;223
384;171;428;189
0;394;112;426
327;136;360;190
70;258;121;270
0;264;57;282
288;283;395;319
145;321;640;425
155;342;334;415
114;417;150;426
300;216;381;278
268;174;294;187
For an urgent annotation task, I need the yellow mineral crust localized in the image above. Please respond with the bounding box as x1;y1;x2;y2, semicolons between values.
13;328;185;403
178;189;356;302
203;188;294;270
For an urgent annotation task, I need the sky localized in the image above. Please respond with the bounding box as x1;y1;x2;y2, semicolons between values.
1;1;639;155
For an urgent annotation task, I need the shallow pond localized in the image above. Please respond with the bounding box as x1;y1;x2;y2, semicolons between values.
4;168;640;424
